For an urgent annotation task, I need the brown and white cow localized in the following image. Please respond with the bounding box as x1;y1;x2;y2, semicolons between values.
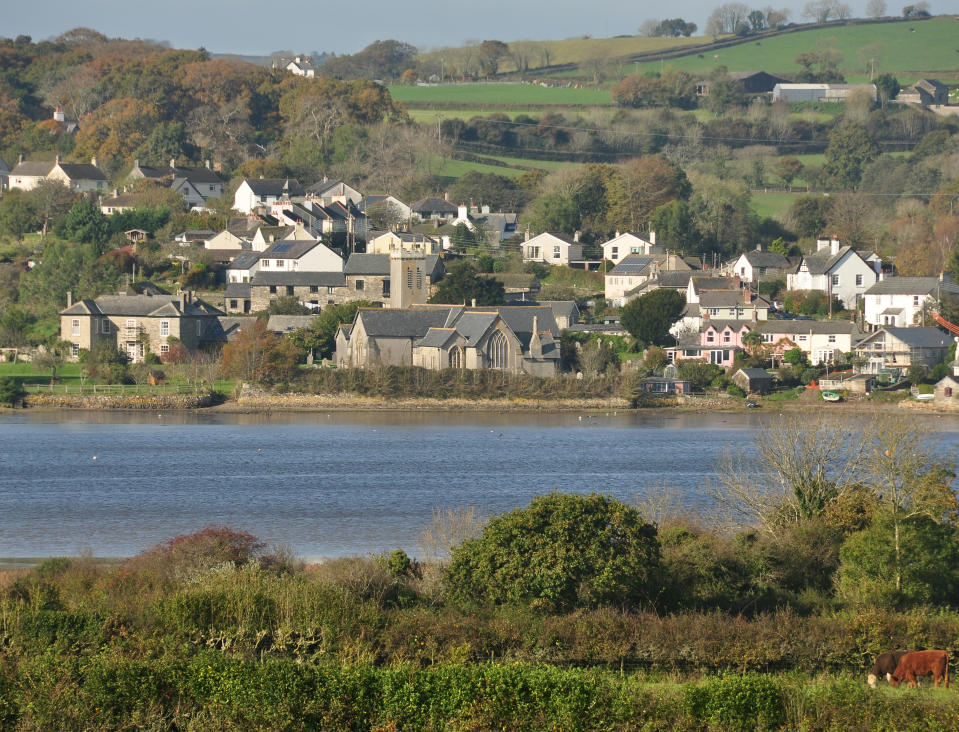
868;650;912;688
887;650;950;688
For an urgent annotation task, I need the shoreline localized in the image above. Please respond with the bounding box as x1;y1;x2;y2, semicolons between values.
14;391;959;415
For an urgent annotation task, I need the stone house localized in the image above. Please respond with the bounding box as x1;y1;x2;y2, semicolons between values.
60;290;224;362
247;272;348;312
732;368;774;394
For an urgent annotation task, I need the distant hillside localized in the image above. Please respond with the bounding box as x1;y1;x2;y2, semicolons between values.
628;16;959;83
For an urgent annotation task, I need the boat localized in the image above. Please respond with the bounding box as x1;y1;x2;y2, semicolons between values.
821;391;842;402
915;393;935;401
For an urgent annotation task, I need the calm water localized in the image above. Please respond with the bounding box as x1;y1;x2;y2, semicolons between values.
1;410;957;559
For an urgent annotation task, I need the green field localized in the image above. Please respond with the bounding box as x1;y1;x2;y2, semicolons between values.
628;18;959;81
389;83;614;106
751;191;804;220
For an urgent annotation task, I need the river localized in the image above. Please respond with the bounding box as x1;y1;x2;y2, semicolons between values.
1;410;957;560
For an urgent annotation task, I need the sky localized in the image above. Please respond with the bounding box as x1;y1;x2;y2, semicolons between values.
4;0;953;57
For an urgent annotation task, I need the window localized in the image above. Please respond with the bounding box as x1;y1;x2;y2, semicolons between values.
263;260;272;267
209;185;215;192
196;321;202;336
488;331;509;370
355;279;364;291
828;334;836;343
160;344;169;355
230;300;238;309
798;335;807;342
832;275;839;286
416;267;423;289
327;286;336;295
856;274;863;286
709;308;719;316
723;331;731;343
286;286;294;296
407;268;412;288
71;344;79;357
382;280;390;296
269;285;277;294
100;319;111;335
706;332;714;343
762;333;774;343
160;320;170;337
913;295;920;306
71;319;80;336
310;286;318;293
946;387;954;398
553;245;561;258
449;345;463;369
611;247;618;259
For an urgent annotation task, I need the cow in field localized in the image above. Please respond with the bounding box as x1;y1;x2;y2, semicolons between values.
887;650;950;688
868;650;912;688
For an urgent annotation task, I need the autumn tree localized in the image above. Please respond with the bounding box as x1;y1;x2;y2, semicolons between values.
478;40;509;77
73;98;163;172
220;319;302;384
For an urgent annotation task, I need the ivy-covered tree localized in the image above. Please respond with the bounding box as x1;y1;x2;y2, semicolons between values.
824;123;881;189
620;288;685;347
445;492;663;611
429;261;505;306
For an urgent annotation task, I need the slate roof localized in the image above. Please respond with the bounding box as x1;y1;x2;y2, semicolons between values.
757;320;861;335
452;311;499;344
692;276;739;292
740;250;790;268
737;368;774;379
411;197;458;215
867;327;951;348
61;293;223;317
11;161;55;176
250;271;346;287
306;179;357;197
699;291;752;308
865;276;959;296
244;179;304;197
702;320;755;332
58;163;107;181
101;194;138;207
225;283;251;298
357;308;454;338
416;327;459;348
496;306;559;348
267;315;316;333
801;246;856;275
227;252;261;270
217;316;257;341
543;300;579;324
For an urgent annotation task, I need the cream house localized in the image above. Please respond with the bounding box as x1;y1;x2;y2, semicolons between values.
786;238;878;310
9;155;107;193
863;274;959;330
601;232;662;264
522;232;582;266
60;290;224;362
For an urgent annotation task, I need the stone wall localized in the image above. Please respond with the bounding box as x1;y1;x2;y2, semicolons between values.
24;393;216;410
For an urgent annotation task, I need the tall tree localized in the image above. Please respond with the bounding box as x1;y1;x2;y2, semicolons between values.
620;288;685;347
824;123;880;189
429;261;504;306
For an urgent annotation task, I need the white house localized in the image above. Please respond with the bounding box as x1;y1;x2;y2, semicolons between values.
755;320;864;365
367;231;441;255
854;327;952;374
731;246;791;284
601;232;663;264
203;230;248;250
305;178;363;206
257;239;343;274
522;232;582;266
786;238;877;310
9;155;108;193
863;274;959;330
226;252;262;284
233;179;305;214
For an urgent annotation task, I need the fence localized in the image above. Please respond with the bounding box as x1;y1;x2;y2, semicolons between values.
23;382;207;396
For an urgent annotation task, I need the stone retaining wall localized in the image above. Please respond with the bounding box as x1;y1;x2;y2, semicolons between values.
24;393;215;410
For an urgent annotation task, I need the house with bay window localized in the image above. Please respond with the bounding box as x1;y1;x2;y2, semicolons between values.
60;290;224;362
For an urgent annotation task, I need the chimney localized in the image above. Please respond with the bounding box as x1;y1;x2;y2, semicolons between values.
525;227;530;242
444;191;450;201
133;158;139;169
179;290;187;310
573;231;580;243
457;203;468;220
831;237;840;255
205;159;211;169
169;158;176;170
471;298;477;307
55;154;62;164
113;188;118;197
90;156;97;168
756;243;762;251
66;291;73;308
615;230;620;238
259;174;264;179
18;154;24;164
649;230;656;245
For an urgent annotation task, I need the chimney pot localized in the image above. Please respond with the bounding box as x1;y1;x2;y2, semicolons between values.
90;156;97;168
169;158;176;169
205;159;211;169
18;154;24;164
66;291;73;308
55;154;62;165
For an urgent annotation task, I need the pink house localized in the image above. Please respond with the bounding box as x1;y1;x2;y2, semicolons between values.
668;321;753;367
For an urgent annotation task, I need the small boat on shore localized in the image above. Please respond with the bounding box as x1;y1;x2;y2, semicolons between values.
821;391;842;402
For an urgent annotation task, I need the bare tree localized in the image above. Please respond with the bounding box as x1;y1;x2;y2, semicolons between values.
416;505;487;564
866;0;887;16
708;414;867;535
705;2;751;34
638;19;662;37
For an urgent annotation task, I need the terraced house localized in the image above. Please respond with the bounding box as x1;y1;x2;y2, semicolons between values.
60;290;225;362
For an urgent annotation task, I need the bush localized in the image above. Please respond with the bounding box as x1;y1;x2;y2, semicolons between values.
130;525;265;580
727;384;747;398
445;493;662;612
684;674;786;730
0;376;25;406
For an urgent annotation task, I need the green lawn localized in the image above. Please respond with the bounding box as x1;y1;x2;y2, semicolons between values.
389;83;614;106
751;191;803;221
432;157;527;179
628;18;959;81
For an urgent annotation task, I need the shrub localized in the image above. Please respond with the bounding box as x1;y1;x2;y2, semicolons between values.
684;674;786;730
0;376;25;406
727;384;746;398
445;493;662;612
130;525;265;580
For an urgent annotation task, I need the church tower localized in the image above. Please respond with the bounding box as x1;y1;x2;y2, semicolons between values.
389;245;427;309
